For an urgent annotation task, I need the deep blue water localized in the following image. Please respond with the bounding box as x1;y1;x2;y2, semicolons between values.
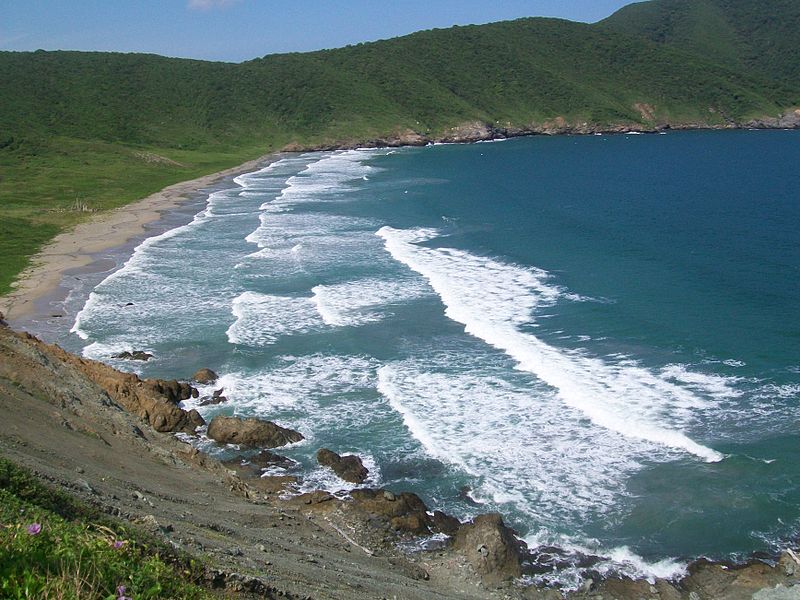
60;130;799;585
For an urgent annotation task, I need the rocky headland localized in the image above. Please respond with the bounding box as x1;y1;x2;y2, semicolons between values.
280;109;800;153
1;316;799;599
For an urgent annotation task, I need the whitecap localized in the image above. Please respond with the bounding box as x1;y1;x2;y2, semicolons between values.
377;226;723;463
225;291;321;347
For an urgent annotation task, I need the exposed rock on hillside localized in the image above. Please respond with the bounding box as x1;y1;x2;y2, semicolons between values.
207;415;304;448
452;513;527;585
0;326;202;434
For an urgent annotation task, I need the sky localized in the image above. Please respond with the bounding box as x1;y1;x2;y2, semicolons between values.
1;1;637;63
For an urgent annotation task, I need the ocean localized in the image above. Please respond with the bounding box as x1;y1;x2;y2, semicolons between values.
50;130;800;586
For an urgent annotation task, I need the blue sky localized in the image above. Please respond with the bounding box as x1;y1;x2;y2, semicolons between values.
2;1;637;63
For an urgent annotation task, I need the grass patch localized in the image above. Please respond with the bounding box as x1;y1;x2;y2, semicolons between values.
0;458;212;599
0;136;270;295
0;218;59;295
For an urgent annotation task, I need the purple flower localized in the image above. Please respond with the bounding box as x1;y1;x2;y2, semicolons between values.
26;523;42;535
116;585;132;600
112;540;126;550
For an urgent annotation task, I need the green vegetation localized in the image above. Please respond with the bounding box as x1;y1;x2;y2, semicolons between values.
0;458;211;599
600;0;800;89
0;0;797;295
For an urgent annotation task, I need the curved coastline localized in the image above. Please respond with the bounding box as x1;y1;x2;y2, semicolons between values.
2;135;800;597
0;152;283;325
3;113;800;327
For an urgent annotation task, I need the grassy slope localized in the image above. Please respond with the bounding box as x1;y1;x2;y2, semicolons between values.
0;458;212;599
0;1;797;295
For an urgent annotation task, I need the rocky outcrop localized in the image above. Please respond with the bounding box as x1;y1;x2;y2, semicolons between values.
291;485;464;543
347;488;434;536
316;448;368;484
439;121;495;143
192;368;218;384
145;378;198;403
281;107;800;156
223;450;296;477
96;375;203;434
222;451;298;495
452;513;527;585
112;350;153;361
206;415;304;448
198;388;227;407
747;108;800;129
0;328;203;434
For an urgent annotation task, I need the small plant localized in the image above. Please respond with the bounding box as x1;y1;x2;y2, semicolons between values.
69;196;95;212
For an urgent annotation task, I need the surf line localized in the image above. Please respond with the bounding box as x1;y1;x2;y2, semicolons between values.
376;226;723;463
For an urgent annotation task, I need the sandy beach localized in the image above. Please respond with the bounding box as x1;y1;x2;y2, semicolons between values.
0;152;281;322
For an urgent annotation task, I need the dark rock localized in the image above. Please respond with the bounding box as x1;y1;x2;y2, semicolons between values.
0;312;7;327
206;415;303;448
199;387;228;406
431;510;461;536
316;448;369;484
113;350;153;361
192;368;218;384
222;450;295;478
198;391;227;407
293;490;336;506
452;513;527;585
459;485;482;506
248;450;296;470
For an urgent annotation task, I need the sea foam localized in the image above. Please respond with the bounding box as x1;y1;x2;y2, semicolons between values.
377;226;723;463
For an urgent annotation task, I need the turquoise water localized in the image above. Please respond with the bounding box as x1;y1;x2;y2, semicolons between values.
65;131;799;585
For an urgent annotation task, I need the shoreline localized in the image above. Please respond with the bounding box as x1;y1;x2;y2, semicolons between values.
1;320;799;598
1;131;800;596
3;122;799;327
0;151;282;323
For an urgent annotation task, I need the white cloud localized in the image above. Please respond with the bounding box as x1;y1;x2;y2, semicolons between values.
187;0;241;10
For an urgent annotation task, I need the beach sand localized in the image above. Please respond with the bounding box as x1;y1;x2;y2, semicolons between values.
0;152;281;322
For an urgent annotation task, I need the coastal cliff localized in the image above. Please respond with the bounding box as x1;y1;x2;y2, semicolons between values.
1;317;798;599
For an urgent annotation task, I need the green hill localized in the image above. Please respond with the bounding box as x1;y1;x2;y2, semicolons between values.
1;0;798;296
600;0;800;89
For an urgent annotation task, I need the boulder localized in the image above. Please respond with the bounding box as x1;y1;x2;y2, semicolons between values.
348;488;432;535
112;350;153;361
206;415;303;448
192;368;218;384
452;513;526;585
143;378;197;404
316;448;369;484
